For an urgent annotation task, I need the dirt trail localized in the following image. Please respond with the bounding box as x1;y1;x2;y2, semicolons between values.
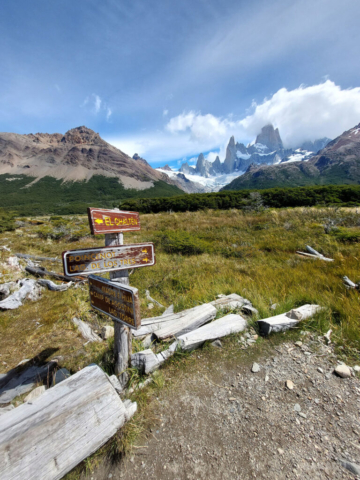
85;335;360;480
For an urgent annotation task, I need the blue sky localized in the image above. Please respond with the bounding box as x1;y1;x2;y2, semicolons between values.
1;0;360;168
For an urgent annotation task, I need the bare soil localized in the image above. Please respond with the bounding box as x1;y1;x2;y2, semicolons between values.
84;334;360;480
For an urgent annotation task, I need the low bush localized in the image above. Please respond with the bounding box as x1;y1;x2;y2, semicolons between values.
0;208;16;233
152;231;212;255
331;227;360;243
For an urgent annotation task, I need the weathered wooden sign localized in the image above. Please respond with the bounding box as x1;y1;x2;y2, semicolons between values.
87;208;140;235
89;275;141;329
62;243;155;276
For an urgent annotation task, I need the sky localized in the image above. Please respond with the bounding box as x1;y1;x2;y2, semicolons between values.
1;0;360;168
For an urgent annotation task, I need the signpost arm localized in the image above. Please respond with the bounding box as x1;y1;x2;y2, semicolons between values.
105;233;131;387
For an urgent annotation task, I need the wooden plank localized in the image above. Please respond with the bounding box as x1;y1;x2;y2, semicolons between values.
37;279;73;291
177;314;248;351
257;304;322;335
87;207;140;235
131;341;178;374
62;243;155;276
89;275;141;330
0;365;136;480
154;304;217;340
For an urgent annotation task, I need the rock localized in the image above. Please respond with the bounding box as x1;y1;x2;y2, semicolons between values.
334;364;351;378
270;304;278;311
52;368;71;386
294;341;303;347
277;448;284;455
101;326;114;340
24;385;46;402
265;375;269;382
298;412;307;418
353;365;360;372
286;380;294;390
251;363;260;373
211;339;222;348
253;335;259;340
294;404;301;412
147;303;154;310
339;459;360;475
317;367;324;374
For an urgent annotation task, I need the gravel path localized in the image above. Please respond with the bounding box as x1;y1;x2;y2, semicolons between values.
86;333;360;479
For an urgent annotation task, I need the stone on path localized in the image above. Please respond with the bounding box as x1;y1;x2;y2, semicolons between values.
251;363;260;373
335;364;351;378
353;366;360;372
294;403;301;412
286;380;294;390
211;339;222;348
339;459;360;475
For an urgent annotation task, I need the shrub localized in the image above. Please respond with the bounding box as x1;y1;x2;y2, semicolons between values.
0;208;16;233
153;231;212;255
331;227;360;243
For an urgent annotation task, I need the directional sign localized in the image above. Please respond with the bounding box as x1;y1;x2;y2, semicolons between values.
87;208;140;235
62;243;155;276
88;275;141;329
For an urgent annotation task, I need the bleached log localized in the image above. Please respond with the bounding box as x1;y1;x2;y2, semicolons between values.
145;289;164;308
210;293;249;310
257;304;323;335
155;304;217;340
306;245;323;257
37;279;73;291
72;317;102;343
0;281;16;300
0;279;42;310
343;276;358;289
15;253;60;263
177;314;248;351
25;265;83;282
162;304;174;315
131;341;178;374
0;361;58;404
0;365;137;480
296;251;334;262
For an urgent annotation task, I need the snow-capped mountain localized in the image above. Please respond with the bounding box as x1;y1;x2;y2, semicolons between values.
158;124;331;193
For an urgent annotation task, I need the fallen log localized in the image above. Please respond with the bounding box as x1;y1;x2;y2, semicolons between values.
296;251;334;262
0;281;16;300
0;365;137;480
15;253;60;263
145;289;164;308
257;304;323;335
37;279;73;292
25;265;84;282
0;279;42;310
154;303;217;340
131;341;178;374
177;314;248;351
133;294;247;338
72;317;102;343
0;360;58;404
306;245;323;257
343;276;358;289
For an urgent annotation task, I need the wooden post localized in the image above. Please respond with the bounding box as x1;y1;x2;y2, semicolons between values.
105;233;132;387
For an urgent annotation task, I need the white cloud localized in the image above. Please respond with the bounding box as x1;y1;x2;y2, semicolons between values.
240;80;360;147
107;80;360;164
93;94;102;113
106;107;112;121
163;109;168;116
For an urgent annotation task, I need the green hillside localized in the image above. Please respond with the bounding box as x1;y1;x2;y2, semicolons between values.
0;174;183;216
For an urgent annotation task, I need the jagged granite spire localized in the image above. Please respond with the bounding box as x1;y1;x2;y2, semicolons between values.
255;124;283;151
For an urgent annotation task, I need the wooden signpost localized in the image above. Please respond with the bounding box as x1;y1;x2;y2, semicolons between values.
89;275;141;329
87;207;140;235
62;243;155;276
63;207;155;388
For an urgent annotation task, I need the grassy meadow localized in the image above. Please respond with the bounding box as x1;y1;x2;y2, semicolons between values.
1;206;359;377
1;205;360;477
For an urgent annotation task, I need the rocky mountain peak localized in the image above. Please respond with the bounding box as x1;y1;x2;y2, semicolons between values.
61;126;107;146
255;124;283;152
